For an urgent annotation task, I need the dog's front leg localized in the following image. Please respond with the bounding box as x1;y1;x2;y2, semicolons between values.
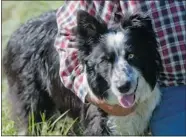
81;104;110;135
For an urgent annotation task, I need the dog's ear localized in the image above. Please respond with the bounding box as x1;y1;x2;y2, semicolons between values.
76;10;107;62
134;13;154;31
76;10;107;38
121;12;153;30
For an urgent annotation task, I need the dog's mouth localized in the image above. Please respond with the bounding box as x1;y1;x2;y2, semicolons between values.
118;78;139;108
118;93;135;108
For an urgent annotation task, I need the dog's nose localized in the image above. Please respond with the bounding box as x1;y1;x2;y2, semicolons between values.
117;81;131;93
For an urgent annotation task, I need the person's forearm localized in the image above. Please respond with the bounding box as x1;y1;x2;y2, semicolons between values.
86;95;135;116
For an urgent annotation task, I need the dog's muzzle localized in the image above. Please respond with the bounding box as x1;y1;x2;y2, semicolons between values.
118;77;139;108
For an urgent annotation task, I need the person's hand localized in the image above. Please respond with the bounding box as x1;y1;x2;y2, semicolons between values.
86;95;135;116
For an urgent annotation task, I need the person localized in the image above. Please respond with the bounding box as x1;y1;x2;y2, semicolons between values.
54;1;186;135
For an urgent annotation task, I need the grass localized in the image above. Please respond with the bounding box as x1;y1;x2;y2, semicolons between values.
26;110;79;136
1;1;82;135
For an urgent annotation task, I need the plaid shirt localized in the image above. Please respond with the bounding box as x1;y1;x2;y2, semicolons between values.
54;1;186;102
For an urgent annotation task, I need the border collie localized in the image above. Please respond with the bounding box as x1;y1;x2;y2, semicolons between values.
3;10;162;135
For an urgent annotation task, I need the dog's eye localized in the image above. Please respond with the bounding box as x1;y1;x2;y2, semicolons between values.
101;56;109;62
128;54;134;59
101;53;115;62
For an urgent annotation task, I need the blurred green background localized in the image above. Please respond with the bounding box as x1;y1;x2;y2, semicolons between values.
2;1;64;135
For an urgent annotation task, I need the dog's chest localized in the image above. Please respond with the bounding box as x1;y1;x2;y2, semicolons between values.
106;88;161;135
107;111;149;135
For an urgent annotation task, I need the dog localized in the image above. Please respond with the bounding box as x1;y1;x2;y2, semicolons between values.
3;9;162;135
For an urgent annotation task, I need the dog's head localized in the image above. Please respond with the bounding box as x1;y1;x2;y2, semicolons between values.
76;10;161;108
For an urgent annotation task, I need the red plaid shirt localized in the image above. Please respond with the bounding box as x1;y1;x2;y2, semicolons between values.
54;1;186;102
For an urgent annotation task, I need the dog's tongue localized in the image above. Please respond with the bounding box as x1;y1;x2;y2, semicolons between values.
119;94;135;108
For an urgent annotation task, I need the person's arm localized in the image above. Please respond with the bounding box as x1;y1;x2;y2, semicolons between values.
86;95;135;116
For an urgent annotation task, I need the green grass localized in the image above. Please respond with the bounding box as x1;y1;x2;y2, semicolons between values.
2;1;82;135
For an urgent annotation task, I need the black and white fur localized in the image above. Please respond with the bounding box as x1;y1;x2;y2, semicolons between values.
3;10;162;135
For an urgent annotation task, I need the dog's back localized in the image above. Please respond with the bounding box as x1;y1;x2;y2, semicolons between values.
3;10;82;134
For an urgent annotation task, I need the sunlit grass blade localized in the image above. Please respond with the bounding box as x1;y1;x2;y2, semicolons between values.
50;110;70;128
64;117;79;136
